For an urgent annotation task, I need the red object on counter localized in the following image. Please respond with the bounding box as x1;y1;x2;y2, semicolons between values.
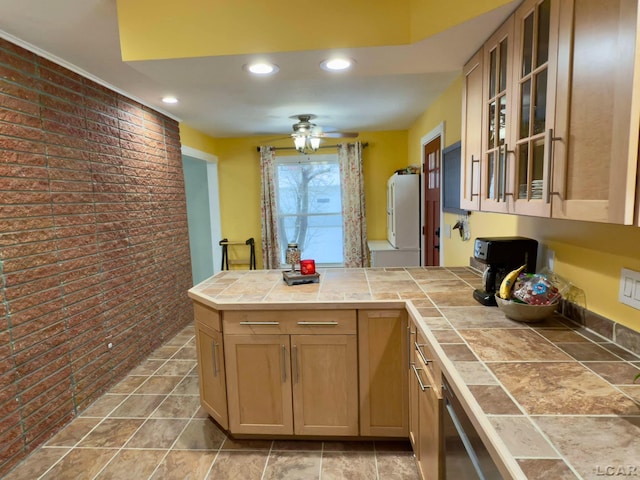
300;259;316;275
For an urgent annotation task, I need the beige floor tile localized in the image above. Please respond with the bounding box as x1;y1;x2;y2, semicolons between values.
220;436;273;450
155;360;197;376
173;418;227;450
79;394;127;417
107;375;148;394
151;395;201;419
40;448;117;480
94;449;168;479
45;418;101;446
150;450;216;480
375;451;421;480
109;394;166;418
125;419;188;448
77;419;144;448
171;376;200;395
3;447;70;480
207;451;269;480
321;451;377;480
262;451;321;480
134;376;183;395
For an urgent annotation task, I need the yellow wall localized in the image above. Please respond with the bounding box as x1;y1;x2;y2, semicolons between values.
408;79;640;332
116;0;510;61
179;124;219;156
181;130;407;268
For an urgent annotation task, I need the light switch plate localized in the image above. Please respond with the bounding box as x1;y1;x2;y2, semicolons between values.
619;268;640;310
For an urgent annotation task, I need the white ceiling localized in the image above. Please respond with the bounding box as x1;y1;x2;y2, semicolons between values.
0;0;519;139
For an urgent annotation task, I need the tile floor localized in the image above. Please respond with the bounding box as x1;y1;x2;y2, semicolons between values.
6;324;421;480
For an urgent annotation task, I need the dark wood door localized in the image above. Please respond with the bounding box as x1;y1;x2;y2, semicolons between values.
423;137;441;266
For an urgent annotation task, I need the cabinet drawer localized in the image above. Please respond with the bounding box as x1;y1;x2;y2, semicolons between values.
415;331;441;384
193;302;221;331
223;310;357;335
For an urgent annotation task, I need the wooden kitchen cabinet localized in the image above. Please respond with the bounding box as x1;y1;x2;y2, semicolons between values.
460;48;483;211
480;15;514;214
358;309;408;437
408;322;419;452
193;302;228;429
224;334;293;435
550;0;639;224
223;310;358;436
410;327;444;480
292;334;359;436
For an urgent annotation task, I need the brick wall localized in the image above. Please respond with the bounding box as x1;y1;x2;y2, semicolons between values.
0;37;194;475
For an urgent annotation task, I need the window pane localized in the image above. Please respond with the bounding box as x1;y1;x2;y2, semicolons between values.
518;143;529;199
520;80;531;139
489;48;497;98
522;12;534;77
531;139;545;199
275;159;344;265
499;39;508;92
533;69;547;135
498;95;507;146
536;0;551;67
487;151;495;200
488;100;496;148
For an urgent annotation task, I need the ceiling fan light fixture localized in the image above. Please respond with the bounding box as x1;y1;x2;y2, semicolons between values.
309;137;321;151
293;135;307;152
245;62;279;75
320;58;353;72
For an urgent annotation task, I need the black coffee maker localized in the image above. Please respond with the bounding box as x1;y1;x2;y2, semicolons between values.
472;237;538;306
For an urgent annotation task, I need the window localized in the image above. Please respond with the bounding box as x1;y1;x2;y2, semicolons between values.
275;154;343;266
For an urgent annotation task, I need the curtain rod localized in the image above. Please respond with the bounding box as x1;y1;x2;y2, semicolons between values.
255;142;368;153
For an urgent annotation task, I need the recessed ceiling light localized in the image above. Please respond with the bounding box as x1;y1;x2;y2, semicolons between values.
162;96;178;104
320;58;354;72
245;62;280;75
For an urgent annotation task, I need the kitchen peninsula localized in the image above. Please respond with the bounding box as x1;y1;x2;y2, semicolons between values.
188;267;640;480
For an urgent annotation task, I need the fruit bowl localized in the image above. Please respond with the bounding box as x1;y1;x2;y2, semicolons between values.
495;294;558;323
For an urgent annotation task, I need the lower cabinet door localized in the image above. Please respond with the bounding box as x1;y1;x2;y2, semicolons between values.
358;309;409;437
195;321;228;429
418;373;444;480
224;334;294;435
408;325;419;452
291;334;359;436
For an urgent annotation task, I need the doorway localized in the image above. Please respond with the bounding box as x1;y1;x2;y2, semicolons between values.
423;136;441;266
182;147;222;285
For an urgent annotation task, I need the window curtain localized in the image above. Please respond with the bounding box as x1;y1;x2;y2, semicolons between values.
338;142;368;267
259;146;281;269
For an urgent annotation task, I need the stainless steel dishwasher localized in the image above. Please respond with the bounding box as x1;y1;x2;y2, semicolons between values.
442;375;503;479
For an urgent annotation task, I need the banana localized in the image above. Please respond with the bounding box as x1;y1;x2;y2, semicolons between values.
499;264;526;300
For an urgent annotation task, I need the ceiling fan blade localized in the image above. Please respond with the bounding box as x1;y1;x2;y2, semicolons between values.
319;132;359;138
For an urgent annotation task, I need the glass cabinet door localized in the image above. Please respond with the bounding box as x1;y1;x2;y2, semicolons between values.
512;0;558;216
481;16;513;213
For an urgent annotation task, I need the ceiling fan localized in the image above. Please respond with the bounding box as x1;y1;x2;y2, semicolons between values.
289;114;358;152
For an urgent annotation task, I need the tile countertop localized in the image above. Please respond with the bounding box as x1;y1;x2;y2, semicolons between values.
187;267;640;480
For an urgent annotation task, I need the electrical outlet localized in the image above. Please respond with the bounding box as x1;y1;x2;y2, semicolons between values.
444;224;451;239
619;268;640;310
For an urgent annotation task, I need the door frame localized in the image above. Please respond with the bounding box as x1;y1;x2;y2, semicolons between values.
181;145;222;280
420;123;445;267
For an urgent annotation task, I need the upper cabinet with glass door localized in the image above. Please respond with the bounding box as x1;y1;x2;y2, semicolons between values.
510;0;559;217
480;16;514;214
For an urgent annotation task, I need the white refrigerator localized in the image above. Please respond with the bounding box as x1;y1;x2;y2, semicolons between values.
368;173;420;267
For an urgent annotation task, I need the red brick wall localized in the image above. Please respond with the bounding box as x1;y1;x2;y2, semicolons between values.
0;37;194;475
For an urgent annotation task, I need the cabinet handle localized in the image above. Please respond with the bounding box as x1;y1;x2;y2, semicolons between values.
414;341;430;366
293;344;299;384
239;321;280;325
296;321;338;326
412;364;429;392
211;341;219;376
501;144;507;202
544;128;562;204
470;155;480;198
281;345;287;383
